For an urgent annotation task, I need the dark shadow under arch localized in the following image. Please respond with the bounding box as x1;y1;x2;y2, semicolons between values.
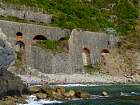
33;35;47;40
16;32;23;36
81;48;91;66
15;41;25;49
59;37;70;41
82;48;90;54
101;49;110;53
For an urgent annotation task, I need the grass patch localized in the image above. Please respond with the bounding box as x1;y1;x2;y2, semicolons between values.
15;52;23;68
84;64;101;75
34;39;69;53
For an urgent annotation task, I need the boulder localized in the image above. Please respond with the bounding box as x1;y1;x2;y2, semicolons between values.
34;93;47;99
29;86;41;94
51;91;64;99
101;91;109;96
64;90;75;98
1;96;27;105
55;87;65;95
76;91;90;98
41;84;49;93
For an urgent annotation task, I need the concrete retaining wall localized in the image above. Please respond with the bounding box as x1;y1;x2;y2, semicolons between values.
0;20;71;42
0;2;52;24
31;46;72;74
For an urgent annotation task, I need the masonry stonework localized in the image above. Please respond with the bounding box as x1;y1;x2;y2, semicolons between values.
0;20;117;74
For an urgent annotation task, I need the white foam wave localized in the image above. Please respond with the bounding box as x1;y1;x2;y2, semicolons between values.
17;95;63;105
131;92;140;95
54;83;112;87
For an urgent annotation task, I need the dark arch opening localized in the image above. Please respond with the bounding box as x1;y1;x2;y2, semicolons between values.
59;37;65;41
15;41;25;49
82;48;90;54
59;37;69;41
101;49;110;53
16;32;23;36
81;48;91;66
33;35;47;40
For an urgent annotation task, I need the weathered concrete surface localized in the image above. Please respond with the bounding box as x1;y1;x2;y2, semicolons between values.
31;46;72;74
29;29;117;74
68;29;117;73
0;3;52;24
0;20;71;42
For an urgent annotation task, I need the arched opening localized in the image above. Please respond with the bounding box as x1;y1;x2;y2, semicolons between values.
59;37;65;41
16;32;23;41
59;37;69;41
101;49;110;55
33;35;47;40
16;32;23;36
81;48;91;66
101;49;110;54
101;49;110;65
15;41;25;52
15;41;26;67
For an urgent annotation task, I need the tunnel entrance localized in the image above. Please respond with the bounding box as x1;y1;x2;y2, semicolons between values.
33;35;47;40
101;49;110;65
16;32;23;41
15;41;25;52
82;48;91;66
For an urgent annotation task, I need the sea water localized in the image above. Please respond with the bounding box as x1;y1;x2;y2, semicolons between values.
18;84;140;105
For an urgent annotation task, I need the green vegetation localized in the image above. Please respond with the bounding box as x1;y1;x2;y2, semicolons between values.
36;40;58;50
35;39;69;53
15;52;23;68
2;0;138;35
84;64;100;74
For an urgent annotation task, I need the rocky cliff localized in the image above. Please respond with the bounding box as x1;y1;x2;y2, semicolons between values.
0;28;25;99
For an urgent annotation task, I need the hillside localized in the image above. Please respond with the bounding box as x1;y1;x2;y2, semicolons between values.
2;0;138;35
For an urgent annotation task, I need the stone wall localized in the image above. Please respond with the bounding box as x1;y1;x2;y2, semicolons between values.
69;29;117;73
29;29;117;74
0;20;71;42
0;20;117;74
30;46;72;74
0;2;52;24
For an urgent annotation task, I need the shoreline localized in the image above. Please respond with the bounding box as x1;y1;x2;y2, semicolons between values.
19;74;140;85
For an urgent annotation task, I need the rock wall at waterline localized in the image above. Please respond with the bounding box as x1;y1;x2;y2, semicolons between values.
0;30;25;98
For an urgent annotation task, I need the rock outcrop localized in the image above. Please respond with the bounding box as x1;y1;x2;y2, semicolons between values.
0;28;25;99
29;85;91;100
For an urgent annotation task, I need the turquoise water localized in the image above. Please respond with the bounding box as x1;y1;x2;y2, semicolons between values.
23;84;140;105
47;84;140;105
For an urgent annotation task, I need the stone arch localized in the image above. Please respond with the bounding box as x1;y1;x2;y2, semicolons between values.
33;35;47;40
16;32;23;41
101;49;110;65
15;41;25;52
81;48;91;66
16;32;23;36
101;49;110;54
59;37;69;41
59;37;65;41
